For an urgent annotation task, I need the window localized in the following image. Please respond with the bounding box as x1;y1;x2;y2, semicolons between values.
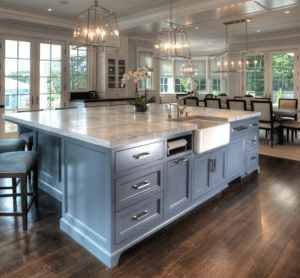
245;55;265;98
212;78;221;92
272;53;294;103
210;59;221;93
70;46;89;90
160;60;172;93
175;78;187;93
193;78;206;92
139;51;153;89
193;60;206;93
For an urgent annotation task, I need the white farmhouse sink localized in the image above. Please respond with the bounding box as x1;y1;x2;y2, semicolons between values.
187;120;230;154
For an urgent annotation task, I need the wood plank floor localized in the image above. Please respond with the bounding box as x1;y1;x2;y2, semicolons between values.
1;154;300;278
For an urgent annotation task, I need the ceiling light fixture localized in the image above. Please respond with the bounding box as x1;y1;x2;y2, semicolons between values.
72;0;121;52
210;18;266;73
153;0;191;60
285;10;290;14
48;8;52;11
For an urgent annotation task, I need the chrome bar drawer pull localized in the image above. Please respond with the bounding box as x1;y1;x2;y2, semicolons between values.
232;126;248;132
251;156;257;160
250;139;257;143
134;152;151;159
251;123;258;126
175;158;187;164
133;181;150;190
209;158;214;172
133;210;149;221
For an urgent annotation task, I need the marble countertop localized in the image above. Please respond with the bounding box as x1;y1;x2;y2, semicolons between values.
3;104;260;149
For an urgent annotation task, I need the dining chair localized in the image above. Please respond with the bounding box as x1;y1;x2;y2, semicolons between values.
0;151;39;230
17;109;43;151
184;97;199;107
251;101;281;147
227;99;247;111
278;98;298;121
205;94;214;99
55;107;78;110
204;98;221;109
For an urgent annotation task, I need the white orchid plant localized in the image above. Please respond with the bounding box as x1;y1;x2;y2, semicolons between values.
121;67;156;106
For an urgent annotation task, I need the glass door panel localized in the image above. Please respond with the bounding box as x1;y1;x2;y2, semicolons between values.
39;43;62;110
3;39;32;138
272;53;295;104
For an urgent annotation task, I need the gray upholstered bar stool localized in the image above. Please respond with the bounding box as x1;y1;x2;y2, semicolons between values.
0;151;39;230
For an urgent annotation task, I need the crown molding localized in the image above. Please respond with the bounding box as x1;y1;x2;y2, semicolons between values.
0;2;75;29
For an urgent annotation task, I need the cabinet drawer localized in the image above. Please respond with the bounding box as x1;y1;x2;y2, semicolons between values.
247;149;259;169
115;141;164;173
115;164;163;211
247;118;259;132
115;192;163;244
230;121;249;138
247;131;259;150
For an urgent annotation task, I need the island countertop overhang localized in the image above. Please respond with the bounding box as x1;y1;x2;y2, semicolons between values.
2;104;260;148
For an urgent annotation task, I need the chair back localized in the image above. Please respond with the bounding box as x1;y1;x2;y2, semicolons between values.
234;96;243;100
205;94;214;99
227;99;246;111
254;98;270;101
251;101;273;122
55;107;78;110
279;98;298;109
184;97;199;107
204;98;221;109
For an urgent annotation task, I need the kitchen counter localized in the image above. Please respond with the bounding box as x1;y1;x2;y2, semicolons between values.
3;104;260;269
70;98;135;102
3;104;260;148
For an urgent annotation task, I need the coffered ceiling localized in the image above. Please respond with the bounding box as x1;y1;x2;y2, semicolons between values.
0;0;300;56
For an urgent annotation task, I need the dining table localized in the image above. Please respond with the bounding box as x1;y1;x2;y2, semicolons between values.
273;107;300;114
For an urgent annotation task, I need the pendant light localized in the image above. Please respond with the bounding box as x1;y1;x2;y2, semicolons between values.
153;0;191;60
73;0;121;52
210;18;266;73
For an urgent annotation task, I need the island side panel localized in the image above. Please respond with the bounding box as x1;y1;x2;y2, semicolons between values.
60;137;113;267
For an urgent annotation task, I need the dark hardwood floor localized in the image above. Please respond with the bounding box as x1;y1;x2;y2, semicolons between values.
1;154;300;278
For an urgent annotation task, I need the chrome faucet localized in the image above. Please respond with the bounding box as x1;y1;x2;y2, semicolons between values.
176;92;197;117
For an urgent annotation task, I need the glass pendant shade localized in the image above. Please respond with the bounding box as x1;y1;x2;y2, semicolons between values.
153;26;191;60
181;59;198;77
73;0;121;52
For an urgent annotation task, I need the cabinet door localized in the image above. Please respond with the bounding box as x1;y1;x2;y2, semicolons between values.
211;148;227;189
227;136;247;180
166;155;192;215
193;153;211;201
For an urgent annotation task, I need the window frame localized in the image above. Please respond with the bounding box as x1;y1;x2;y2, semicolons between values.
137;47;154;91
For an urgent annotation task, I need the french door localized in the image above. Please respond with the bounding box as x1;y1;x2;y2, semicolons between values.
268;51;297;104
0;36;65;139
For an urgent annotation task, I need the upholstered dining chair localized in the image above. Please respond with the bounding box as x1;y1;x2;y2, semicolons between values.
278;98;298;121
205;94;214;99
204;98;221;109
227;99;247;111
251;101;282;148
0;151;39;230
17;109;43;151
184;97;199;107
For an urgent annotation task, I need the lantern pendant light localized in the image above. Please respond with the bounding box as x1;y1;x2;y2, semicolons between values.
153;0;191;60
73;0;121;52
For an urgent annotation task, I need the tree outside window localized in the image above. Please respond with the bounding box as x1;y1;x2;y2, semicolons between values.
212;78;221;93
193;78;206;93
161;77;169;93
175;78;187;93
70;46;89;90
246;55;265;98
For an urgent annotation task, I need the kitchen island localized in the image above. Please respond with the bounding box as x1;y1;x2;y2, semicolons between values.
3;104;260;268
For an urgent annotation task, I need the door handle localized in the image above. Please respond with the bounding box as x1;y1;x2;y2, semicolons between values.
250;156;257;160
36;96;39;106
249;139;257;143
209;158;214;172
174;158;187;164
133;210;150;221
251;123;258;126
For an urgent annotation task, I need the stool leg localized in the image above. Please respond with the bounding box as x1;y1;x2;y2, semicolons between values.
287;128;289;142
292;129;294;142
21;174;28;230
12;178;17;200
28;142;33;151
33;163;39;208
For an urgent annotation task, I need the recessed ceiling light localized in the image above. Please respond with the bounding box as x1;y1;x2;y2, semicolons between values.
285;10;290;14
48;8;52;11
59;0;69;4
195;27;198;29
257;30;260;32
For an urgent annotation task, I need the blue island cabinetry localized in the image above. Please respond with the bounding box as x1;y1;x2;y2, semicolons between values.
14;116;259;268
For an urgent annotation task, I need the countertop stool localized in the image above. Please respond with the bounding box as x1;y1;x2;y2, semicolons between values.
0;151;39;230
0;139;26;153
